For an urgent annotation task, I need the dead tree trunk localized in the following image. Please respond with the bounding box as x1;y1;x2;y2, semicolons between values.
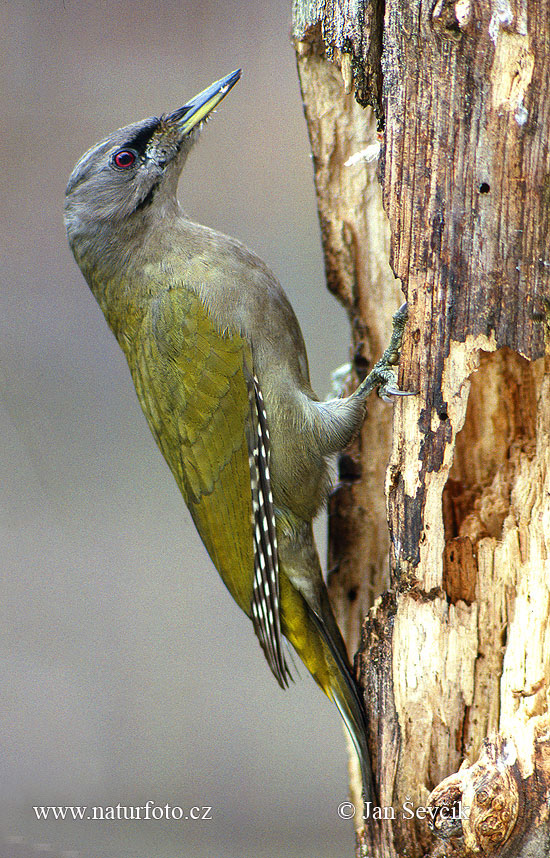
292;1;550;856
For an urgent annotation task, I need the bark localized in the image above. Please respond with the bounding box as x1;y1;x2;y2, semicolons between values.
292;2;550;856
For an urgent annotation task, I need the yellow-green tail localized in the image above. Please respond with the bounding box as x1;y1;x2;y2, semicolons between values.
279;571;375;803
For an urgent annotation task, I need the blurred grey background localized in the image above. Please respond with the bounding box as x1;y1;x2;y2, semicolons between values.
0;2;355;857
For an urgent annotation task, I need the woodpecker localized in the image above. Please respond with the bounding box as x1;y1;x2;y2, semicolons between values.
64;69;408;803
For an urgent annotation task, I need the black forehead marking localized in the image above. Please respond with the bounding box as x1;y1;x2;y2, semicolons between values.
123;117;161;154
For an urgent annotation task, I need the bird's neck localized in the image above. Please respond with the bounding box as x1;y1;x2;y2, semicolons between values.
70;208;185;348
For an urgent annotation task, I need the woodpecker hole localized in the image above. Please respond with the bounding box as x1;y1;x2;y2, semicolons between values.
479;182;490;194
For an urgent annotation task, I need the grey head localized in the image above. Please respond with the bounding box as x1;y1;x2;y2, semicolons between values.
64;69;241;245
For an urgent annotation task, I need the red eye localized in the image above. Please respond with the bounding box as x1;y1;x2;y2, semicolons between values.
112;149;137;169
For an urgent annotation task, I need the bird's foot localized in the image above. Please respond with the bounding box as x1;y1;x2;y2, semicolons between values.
357;302;412;402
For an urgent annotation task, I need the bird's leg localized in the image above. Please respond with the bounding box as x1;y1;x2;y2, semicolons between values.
313;302;411;456
355;302;411;403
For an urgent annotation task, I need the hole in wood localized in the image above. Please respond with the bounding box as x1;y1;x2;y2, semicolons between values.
479;182;490;194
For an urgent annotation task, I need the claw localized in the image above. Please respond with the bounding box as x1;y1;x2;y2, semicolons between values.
354;302;411;402
394;301;408;322
379;383;414;402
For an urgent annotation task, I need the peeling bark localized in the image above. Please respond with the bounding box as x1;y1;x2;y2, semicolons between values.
293;0;550;855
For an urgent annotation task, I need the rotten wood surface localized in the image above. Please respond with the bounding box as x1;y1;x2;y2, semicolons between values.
294;43;404;816
293;0;550;855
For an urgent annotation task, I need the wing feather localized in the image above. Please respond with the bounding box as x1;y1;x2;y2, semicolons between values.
125;285;290;684
128;287;254;613
249;377;291;687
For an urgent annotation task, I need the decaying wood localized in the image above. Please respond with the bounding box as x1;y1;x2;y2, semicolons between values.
293;0;385;118
293;0;550;855
292;43;404;817
293;19;404;820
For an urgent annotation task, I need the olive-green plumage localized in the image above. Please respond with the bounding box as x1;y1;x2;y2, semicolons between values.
64;70;408;804
130;285;256;615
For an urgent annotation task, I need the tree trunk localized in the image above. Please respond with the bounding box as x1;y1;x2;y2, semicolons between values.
292;2;550;856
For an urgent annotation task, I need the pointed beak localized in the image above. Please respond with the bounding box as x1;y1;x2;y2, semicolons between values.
166;69;241;135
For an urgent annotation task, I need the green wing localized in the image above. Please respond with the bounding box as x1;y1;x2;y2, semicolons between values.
123;284;289;693
126;285;255;615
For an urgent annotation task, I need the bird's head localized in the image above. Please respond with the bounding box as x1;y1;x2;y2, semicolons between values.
64;69;241;242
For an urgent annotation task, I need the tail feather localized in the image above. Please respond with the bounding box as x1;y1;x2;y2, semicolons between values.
279;571;376;804
308;606;376;805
